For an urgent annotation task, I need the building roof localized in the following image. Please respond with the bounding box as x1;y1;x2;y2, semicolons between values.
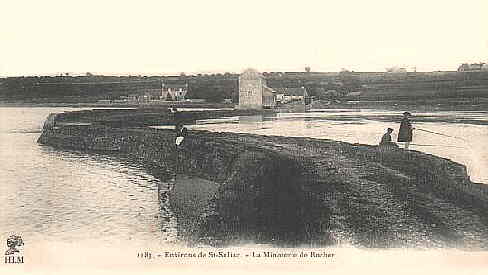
263;86;276;95
240;68;264;80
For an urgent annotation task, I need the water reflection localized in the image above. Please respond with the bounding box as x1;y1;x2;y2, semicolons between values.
2;107;486;248
0;107;175;246
191;110;488;183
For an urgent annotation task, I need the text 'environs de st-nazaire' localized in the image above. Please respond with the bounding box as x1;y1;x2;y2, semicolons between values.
159;251;335;258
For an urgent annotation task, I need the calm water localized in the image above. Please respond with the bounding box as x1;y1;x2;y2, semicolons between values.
192;110;488;183
0;107;175;246
1;108;487;247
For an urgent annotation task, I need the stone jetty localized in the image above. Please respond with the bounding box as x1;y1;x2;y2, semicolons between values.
37;108;488;248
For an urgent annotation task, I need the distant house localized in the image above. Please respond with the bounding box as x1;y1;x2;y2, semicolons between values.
345;91;362;98
124;80;162;103
161;83;188;101
458;63;486;72
143;88;163;101
127;87;162;102
386;67;407;73
274;87;308;103
128;94;141;102
275;93;285;103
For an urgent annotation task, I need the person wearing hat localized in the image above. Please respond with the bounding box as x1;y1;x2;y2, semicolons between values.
175;123;187;147
379;127;398;148
397;112;414;149
173;122;188;179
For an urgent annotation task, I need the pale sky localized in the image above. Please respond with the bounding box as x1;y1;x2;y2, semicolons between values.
1;0;487;76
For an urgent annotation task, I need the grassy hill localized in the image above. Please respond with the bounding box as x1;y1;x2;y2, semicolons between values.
1;71;488;104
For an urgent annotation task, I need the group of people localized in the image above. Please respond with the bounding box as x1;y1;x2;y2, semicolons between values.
170;107;415;150
379;111;414;149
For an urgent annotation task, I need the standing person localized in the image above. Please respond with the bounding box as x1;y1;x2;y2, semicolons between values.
397;112;414;149
174;123;187;179
175;123;187;147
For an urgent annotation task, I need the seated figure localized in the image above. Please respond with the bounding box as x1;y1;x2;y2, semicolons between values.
379;128;399;148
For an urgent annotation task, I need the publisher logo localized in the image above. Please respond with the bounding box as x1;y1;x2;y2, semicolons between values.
4;235;24;264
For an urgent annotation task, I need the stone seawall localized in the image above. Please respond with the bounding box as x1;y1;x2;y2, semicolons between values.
37;113;488;248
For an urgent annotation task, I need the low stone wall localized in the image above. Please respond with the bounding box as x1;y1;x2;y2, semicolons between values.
37;113;488;248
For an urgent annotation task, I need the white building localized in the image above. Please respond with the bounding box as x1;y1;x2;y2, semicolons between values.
458;63;487;72
274;87;308;103
238;68;276;109
161;83;188;101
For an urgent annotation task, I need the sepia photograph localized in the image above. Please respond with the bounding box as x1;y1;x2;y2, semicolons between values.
1;0;487;274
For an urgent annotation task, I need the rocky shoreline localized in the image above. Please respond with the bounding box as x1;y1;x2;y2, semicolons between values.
37;109;488;248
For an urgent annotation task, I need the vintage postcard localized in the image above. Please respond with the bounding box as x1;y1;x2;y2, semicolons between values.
1;0;488;274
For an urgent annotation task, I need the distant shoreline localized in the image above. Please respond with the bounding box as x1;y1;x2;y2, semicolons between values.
2;98;488;112
0;101;235;109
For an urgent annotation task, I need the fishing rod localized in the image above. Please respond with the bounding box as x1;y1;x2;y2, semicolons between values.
415;128;467;141
408;143;467;149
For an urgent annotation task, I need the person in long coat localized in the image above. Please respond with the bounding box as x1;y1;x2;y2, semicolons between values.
397;112;413;149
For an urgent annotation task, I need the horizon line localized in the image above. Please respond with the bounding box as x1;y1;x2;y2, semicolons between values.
2;69;485;78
